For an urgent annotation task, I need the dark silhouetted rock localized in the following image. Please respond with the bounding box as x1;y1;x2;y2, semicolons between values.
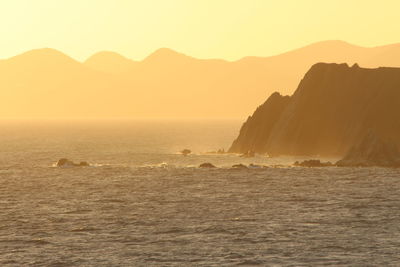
270;164;286;168
336;132;400;167
56;158;90;167
181;149;191;156
232;164;248;169
249;163;267;169
56;158;75;167
294;159;333;167
230;63;400;157
199;163;216;168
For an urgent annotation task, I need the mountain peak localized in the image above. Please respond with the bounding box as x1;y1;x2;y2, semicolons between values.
7;48;79;66
301;40;364;51
312;40;353;46
85;51;132;64
308;62;350;71
144;48;192;62
16;48;73;59
84;51;137;73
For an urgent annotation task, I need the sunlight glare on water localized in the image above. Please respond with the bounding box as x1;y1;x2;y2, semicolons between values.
0;120;399;266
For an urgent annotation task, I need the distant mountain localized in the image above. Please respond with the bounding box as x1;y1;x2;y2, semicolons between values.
229;63;400;156
0;49;133;118
2;41;400;118
85;51;138;74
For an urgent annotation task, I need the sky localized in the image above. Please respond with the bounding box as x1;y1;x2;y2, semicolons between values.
1;0;400;61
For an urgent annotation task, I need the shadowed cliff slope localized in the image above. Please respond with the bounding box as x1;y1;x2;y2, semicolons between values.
229;63;400;156
229;92;290;153
336;131;400;167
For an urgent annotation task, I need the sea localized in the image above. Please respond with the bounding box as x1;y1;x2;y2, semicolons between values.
0;120;399;266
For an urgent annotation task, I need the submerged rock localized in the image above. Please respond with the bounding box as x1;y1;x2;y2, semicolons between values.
206;148;226;154
217;148;225;154
249;163;267;169
294;159;333;167
199;162;216;168
181;149;191;156
232;164;248;169
56;158;90;167
336;132;400;167
240;151;255;158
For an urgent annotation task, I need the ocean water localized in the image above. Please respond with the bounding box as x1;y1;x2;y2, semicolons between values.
0;120;400;266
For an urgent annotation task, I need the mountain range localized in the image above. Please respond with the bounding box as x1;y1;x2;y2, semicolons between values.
1;40;400;118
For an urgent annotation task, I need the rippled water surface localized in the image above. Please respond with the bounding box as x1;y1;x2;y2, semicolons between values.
1;120;400;266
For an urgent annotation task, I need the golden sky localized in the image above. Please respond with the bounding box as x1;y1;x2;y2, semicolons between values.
1;0;399;61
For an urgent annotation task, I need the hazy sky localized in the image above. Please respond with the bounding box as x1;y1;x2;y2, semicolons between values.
1;0;399;61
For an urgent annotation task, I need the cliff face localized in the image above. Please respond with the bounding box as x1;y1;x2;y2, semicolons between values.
229;63;400;156
336;131;400;167
229;92;290;153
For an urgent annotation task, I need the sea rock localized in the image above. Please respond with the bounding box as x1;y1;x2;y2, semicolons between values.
56;158;90;167
56;158;75;167
294;159;333;167
336;132;400;167
248;163;267;169
232;164;248;169
181;149;191;156
199;163;216;168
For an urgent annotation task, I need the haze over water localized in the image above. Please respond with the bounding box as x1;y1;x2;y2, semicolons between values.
1;120;400;266
2;1;400;266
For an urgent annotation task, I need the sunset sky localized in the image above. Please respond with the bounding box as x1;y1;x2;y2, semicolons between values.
1;0;399;61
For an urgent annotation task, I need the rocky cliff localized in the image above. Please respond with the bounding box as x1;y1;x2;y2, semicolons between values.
229;92;290;153
229;63;400;156
336;131;400;167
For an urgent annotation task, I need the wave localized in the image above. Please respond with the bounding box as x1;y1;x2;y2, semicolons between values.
51;162;111;168
49;160;297;171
